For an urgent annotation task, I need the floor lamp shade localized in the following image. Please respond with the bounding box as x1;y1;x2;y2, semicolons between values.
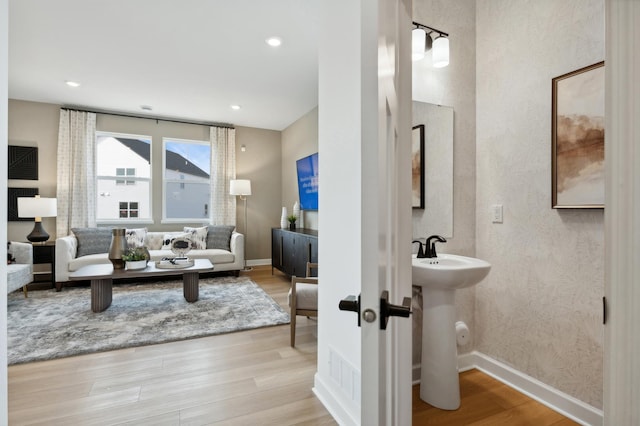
18;196;57;243
230;179;252;196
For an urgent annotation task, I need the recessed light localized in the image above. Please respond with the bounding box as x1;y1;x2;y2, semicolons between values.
65;80;81;87
140;105;153;111
230;104;241;110
265;37;282;47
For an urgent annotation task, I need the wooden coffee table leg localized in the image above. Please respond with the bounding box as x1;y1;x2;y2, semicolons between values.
91;278;113;312
183;272;199;303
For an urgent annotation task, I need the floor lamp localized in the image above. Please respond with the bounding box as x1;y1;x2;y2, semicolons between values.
230;179;252;271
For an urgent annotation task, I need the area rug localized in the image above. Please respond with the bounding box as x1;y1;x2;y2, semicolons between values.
7;276;290;365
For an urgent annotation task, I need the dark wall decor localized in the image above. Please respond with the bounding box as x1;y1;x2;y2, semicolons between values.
412;124;425;209
8;145;39;180
8;187;39;221
552;62;605;208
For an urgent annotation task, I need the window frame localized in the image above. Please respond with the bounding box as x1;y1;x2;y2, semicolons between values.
95;131;153;225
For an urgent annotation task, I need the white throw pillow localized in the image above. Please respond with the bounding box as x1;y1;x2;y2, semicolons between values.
125;227;147;248
183;226;208;250
161;233;190;250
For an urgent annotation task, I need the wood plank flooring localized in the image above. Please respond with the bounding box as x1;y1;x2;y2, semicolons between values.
8;265;577;425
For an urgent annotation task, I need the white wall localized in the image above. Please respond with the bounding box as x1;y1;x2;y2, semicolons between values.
1;0;9;419
475;0;604;408
314;0;363;423
281;107;319;230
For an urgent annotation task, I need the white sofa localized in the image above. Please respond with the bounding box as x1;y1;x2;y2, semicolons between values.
7;241;33;297
55;229;244;285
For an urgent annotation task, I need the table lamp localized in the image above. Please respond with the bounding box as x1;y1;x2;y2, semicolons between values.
18;195;57;243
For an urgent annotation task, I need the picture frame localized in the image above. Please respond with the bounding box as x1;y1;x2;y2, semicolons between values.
412;124;425;209
8;187;39;221
552;61;605;209
8;145;39;180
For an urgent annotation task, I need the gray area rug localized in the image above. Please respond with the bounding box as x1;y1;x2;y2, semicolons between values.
7;276;290;365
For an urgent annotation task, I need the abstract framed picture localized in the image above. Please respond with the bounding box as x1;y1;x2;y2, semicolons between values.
8;187;39;221
412;124;425;209
8;145;39;180
552;61;605;209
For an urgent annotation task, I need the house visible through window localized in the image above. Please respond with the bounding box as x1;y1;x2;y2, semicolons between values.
96;132;152;223
119;202;139;218
163;138;211;221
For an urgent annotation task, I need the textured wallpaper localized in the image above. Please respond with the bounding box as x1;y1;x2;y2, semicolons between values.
474;0;604;408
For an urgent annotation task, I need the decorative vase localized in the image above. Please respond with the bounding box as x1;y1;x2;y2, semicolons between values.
293;201;300;220
108;228;127;269
289;223;296;231
280;207;288;229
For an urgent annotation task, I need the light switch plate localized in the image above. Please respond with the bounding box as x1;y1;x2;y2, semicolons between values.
492;204;503;223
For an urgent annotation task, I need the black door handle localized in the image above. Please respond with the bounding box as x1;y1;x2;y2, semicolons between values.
339;294;361;326
380;290;411;330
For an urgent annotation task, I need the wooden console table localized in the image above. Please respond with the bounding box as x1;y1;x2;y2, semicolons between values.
271;228;318;277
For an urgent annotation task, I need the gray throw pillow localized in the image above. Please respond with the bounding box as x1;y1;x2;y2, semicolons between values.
206;225;235;250
72;227;113;258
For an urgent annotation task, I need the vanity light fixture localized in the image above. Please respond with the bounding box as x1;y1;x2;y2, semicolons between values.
412;21;449;68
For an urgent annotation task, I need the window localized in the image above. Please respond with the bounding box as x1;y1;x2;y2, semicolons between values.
96;132;152;223
119;202;139;218
163;138;211;221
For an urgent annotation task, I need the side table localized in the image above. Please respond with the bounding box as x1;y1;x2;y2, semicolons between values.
31;241;56;290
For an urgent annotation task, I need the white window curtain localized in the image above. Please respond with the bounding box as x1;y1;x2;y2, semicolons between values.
56;109;97;237
210;126;236;225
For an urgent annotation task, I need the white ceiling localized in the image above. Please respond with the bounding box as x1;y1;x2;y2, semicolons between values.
8;0;319;131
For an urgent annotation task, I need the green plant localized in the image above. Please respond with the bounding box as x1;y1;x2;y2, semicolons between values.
287;214;297;224
122;247;148;262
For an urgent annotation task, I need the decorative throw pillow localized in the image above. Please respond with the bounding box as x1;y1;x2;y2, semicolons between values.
72;227;113;258
161;233;191;250
183;226;208;250
206;225;235;250
125;227;147;248
7;242;15;264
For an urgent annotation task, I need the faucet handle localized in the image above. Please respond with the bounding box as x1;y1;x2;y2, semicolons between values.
412;240;425;258
425;235;447;258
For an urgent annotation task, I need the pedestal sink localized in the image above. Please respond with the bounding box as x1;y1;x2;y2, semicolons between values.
413;253;491;410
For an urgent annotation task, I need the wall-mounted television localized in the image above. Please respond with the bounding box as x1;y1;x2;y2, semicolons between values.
296;152;319;210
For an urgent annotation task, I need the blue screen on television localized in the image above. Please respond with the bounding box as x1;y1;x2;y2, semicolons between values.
296;153;319;210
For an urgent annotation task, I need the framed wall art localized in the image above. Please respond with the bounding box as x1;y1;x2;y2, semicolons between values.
412;124;425;209
552;61;605;209
8;145;39;180
8;187;39;221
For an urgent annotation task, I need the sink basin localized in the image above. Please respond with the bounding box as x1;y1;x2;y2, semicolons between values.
412;253;491;290
412;253;491;410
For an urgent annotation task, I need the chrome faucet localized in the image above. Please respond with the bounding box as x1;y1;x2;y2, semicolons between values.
425;235;447;258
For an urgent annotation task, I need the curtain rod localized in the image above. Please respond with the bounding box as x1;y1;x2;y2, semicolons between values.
62;106;235;129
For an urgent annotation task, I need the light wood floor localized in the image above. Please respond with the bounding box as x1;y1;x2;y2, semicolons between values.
8;266;577;425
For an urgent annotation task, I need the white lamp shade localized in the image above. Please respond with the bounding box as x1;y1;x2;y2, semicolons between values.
412;28;426;61
17;197;57;218
432;36;449;68
230;179;252;196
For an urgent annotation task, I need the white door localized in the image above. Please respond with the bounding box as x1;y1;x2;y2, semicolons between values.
359;0;413;424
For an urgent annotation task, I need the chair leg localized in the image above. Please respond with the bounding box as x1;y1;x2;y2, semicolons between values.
22;285;28;298
290;312;297;347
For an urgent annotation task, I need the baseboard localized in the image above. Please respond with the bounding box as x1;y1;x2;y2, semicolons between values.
246;258;271;267
313;372;359;426
412;351;603;426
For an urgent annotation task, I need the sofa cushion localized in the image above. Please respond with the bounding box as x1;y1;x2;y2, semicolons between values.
7;263;31;293
125;228;147;248
206;225;235;250
68;253;111;272
183;226;208;250
72;227;112;257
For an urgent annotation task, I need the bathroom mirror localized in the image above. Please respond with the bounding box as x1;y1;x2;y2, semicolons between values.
412;101;454;238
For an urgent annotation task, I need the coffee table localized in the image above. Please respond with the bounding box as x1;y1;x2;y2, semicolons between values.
69;259;214;312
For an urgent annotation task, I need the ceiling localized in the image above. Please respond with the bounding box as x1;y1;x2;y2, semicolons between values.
8;0;319;131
